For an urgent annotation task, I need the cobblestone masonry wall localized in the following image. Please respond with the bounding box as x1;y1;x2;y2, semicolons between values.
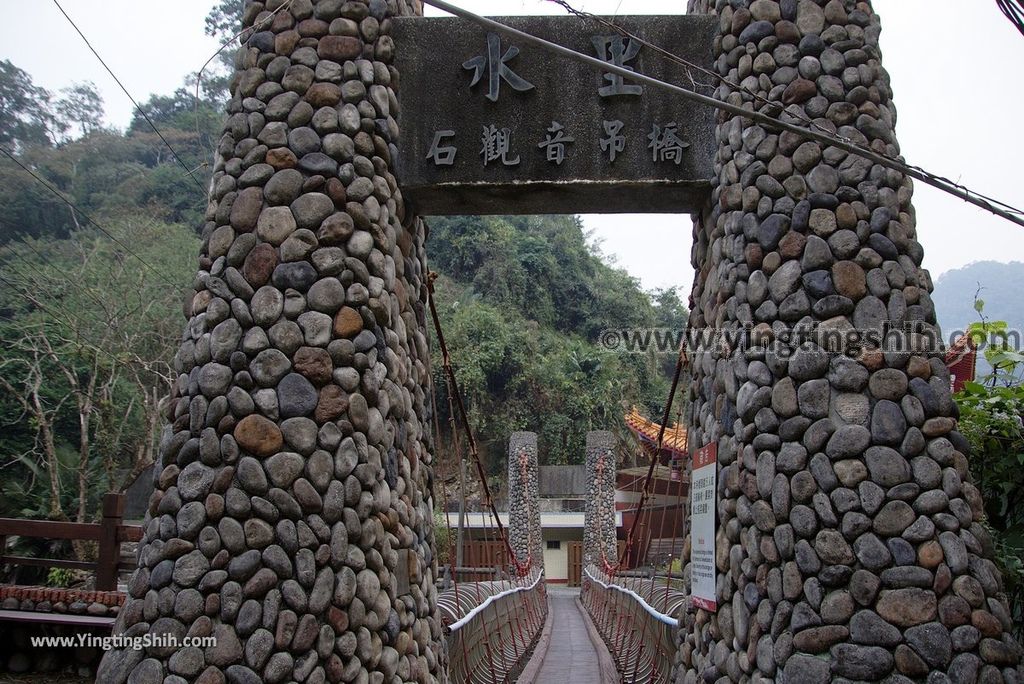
674;1;1023;682
96;0;447;682
507;432;542;572
583;431;617;570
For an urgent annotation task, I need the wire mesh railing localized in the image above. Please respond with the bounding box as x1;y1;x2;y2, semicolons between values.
426;273;550;682
581;565;685;684
440;570;548;684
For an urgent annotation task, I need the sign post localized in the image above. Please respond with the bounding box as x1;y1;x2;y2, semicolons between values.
690;441;717;612
392;15;716;214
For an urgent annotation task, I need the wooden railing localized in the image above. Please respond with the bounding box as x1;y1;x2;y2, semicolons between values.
458;539;508;582
0;492;143;591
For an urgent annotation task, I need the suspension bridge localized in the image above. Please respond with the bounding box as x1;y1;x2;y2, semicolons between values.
424;255;695;683
425;412;693;684
4;0;1022;681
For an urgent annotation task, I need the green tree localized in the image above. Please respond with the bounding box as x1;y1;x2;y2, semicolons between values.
0;161;76;242
0;60;56;150
652;287;688;328
969;296;1024;387
0;61;216;244
425;215;683;477
954;302;1024;639
426;214;656;337
129;86;219;172
55;81;104;141
205;0;246;43
0;221;198;527
202;0;247;101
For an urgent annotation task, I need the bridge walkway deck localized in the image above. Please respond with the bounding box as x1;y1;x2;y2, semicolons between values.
534;586;603;684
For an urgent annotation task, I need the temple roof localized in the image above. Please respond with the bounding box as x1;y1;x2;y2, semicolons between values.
624;406;688;457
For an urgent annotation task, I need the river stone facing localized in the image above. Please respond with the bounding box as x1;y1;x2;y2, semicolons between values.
507;432;543;573
97;0;446;682
583;431;618;571
674;1;1023;682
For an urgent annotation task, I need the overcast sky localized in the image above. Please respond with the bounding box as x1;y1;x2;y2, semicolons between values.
2;1;1021;295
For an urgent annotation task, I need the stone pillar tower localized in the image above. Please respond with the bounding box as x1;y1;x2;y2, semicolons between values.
677;1;1022;682
97;1;445;682
507;432;542;573
583;431;617;571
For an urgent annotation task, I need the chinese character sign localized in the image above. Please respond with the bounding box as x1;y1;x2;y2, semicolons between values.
480;124;520;166
463;32;535;102
648;123;690;165
592;35;643;97
425;119;694;169
426;130;457;166
537;121;574;165
391;14;717;214
600;120;626;163
691;441;717;612
420;23;696;171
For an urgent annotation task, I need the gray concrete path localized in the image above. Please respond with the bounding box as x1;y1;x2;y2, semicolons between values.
534;586;601;683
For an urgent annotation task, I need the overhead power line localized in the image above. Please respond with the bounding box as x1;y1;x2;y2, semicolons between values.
51;0;207;191
0;198;202;319
996;0;1024;37
0;230;182;373
0;271;95;337
0;219;162;337
0;231;113;323
0;272;158;379
0;147;181;288
422;0;1024;230
547;0;1024;224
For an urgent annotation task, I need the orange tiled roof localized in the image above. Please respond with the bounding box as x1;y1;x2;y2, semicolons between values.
624;406;688;455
